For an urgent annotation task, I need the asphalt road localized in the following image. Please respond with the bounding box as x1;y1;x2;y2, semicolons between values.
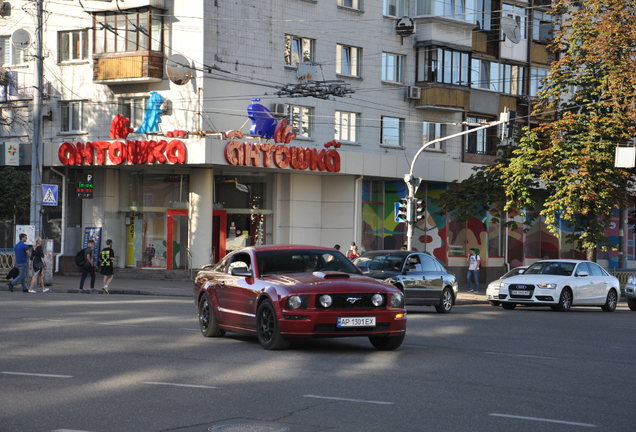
1;293;635;432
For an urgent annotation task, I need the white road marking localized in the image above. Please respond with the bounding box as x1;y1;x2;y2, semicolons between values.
142;381;217;389
2;372;73;378
53;430;95;432
485;351;557;360
304;395;393;405
490;413;597;427
97;322;139;327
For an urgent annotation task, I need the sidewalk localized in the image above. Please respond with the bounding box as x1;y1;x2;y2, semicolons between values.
1;274;489;305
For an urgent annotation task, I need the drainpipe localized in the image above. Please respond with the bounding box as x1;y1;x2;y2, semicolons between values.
355;175;363;249
50;167;66;273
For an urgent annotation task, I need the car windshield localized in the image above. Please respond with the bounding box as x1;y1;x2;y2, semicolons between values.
256;250;360;276
354;253;405;271
524;262;575;276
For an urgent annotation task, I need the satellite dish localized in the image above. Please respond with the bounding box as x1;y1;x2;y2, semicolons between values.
501;16;521;44
166;54;193;86
396;17;416;37
11;29;31;50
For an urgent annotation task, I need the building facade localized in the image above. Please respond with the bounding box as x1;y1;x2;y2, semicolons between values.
1;0;630;278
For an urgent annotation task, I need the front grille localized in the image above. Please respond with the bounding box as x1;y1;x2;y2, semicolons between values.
315;293;387;309
313;323;391;333
509;284;534;299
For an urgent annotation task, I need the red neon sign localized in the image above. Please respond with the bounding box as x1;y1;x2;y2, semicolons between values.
224;141;341;172
58;140;187;166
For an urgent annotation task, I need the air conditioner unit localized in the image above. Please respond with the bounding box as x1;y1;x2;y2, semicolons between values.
407;86;421;100
271;103;286;117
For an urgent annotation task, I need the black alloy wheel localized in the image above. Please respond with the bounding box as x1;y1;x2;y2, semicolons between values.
628;298;636;311
256;300;290;350
198;294;225;337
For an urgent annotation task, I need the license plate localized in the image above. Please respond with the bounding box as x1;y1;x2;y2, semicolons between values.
337;317;376;327
512;290;530;296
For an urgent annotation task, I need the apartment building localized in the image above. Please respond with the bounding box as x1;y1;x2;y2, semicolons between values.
2;0;598;278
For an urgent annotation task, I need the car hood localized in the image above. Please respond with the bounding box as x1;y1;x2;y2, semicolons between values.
501;274;571;285
363;270;401;280
264;271;398;293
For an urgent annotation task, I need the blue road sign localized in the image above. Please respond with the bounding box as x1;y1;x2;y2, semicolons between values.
42;184;58;206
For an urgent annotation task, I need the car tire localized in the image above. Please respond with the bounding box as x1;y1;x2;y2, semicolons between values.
256;300;290;350
557;288;572;312
489;301;500;307
198;294;225;337
628;298;636;311
369;332;406;351
501;302;516;310
601;289;618;312
435;287;454;313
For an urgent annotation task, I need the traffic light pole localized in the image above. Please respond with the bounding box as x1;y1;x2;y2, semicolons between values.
29;0;44;237
404;111;510;251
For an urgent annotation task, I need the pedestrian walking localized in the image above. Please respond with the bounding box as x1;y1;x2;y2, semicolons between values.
99;239;115;294
28;237;48;293
78;239;98;294
9;233;31;293
466;248;481;293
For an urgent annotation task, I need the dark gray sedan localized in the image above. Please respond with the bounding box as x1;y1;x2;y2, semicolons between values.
354;251;459;313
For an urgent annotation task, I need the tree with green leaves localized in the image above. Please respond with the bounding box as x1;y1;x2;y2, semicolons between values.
0;167;31;224
437;0;636;261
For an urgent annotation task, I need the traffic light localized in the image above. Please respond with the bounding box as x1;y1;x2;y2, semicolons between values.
396;198;410;223
412;199;425;223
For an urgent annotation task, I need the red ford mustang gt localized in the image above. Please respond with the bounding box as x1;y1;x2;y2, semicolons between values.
194;245;407;350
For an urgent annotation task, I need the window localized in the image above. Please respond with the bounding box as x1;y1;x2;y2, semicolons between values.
285;35;314;66
120;97;147;130
336;44;361;77
530;67;549;96
417;0;468;21
93;7;163;54
0;36;27;66
533;10;558;43
58;30;89;62
338;0;361;9
335;111;358;142
381;53;404;83
61;101;85;132
287;105;313;138
474;0;492;30
466;116;497;155
502;3;527;41
417;47;469;85
381;116;403;147
423;121;445;150
384;0;404;17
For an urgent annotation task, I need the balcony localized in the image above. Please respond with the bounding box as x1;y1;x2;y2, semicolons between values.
415;85;470;111
93;52;163;84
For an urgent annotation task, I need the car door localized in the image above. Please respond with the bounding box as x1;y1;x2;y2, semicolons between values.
573;262;594;304
220;252;258;328
587;263;609;304
401;254;427;301
420;254;444;299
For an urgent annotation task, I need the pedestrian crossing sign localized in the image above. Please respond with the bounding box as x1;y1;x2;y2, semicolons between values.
42;184;58;206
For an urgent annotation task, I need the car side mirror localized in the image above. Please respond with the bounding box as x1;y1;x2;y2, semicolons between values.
577;271;589;277
357;265;370;274
231;267;253;277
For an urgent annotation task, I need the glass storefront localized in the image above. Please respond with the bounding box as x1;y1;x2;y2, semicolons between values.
119;170;189;268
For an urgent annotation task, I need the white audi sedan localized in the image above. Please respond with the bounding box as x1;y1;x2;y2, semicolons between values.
498;259;620;312
486;266;527;306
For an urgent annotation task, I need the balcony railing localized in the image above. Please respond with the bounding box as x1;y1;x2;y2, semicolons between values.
93;51;163;84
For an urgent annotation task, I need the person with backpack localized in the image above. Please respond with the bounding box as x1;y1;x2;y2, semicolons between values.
78;239;98;294
28;237;48;293
99;239;115;294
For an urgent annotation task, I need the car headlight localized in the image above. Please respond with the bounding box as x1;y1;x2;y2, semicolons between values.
391;293;404;308
488;283;499;290
286;295;302;309
500;282;509;288
319;294;333;308
372;293;384;307
537;283;557;289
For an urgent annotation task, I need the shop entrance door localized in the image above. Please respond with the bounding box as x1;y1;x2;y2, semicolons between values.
167;209;189;270
213;210;227;264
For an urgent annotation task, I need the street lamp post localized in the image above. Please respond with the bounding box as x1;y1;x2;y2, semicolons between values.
29;0;44;238
404;111;510;251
